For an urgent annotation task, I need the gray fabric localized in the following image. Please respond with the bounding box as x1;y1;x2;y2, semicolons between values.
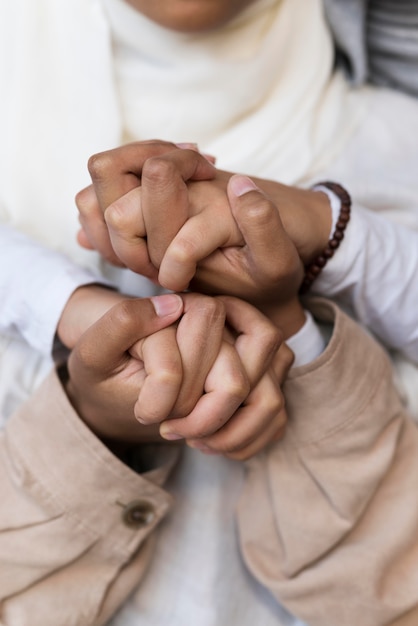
324;0;418;96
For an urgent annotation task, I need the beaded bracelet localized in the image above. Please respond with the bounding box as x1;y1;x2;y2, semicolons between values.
299;181;351;294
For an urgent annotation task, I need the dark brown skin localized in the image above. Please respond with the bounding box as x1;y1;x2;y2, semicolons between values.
77;141;331;337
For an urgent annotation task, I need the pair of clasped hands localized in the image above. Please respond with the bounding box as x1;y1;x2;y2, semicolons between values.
60;141;332;460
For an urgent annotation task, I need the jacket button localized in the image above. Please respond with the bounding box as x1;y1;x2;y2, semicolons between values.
122;500;156;528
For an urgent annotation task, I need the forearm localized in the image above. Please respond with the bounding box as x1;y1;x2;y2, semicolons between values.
251;177;418;363
238;300;418;626
0;369;178;625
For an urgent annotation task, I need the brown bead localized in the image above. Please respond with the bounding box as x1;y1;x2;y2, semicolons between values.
299;181;351;294
323;248;334;259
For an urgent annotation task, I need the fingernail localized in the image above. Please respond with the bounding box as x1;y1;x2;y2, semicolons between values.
201;153;217;165
160;430;184;441
175;142;199;151
229;175;259;197
151;294;183;317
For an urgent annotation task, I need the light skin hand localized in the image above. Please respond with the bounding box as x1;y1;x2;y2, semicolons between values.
161;295;294;461
187;342;294;461
135;293;286;452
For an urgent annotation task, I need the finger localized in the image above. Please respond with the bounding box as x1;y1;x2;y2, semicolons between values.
225;410;287;461
158;211;233;291
217;296;282;386
188;372;286;459
169;293;226;417
272;343;295;384
192;414;286;461
76;185;124;266
141;149;216;268
132;326;183;424
76;227;95;250
72;294;183;375
104;186;158;280
227;175;303;285
159;340;250;440
87;140;178;210
175;142;217;165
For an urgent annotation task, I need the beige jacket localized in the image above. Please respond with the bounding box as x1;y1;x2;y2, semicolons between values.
1;300;418;626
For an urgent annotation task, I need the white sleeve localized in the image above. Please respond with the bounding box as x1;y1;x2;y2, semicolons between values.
0;225;112;355
312;204;418;363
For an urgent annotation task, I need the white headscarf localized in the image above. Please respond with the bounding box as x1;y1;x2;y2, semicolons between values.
105;0;365;182
0;0;364;266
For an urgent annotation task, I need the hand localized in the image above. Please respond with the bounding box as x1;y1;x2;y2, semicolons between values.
65;292;239;444
64;291;290;461
57;284;130;349
76;140;216;278
64;294;185;443
76;140;332;291
160;295;294;461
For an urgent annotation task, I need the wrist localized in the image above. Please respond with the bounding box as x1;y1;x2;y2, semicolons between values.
251;176;332;265
260;298;306;340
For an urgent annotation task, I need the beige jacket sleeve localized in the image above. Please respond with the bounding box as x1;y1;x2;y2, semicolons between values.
2;299;418;626
0;370;180;626
238;299;418;626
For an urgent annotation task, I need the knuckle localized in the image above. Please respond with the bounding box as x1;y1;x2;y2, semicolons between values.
274;344;295;379
104;202;127;230
154;364;183;391
244;195;276;224
224;373;250;405
199;294;226;321
170;237;199;266
88;152;114;181
276;408;288;430
110;299;138;330
72;342;96;369
259;323;283;356
263;395;283;420
281;344;295;369
186;293;226;324
142;156;177;186
75;187;97;216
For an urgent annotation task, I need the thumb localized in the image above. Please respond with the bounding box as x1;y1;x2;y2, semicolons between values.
74;294;183;372
227;175;289;262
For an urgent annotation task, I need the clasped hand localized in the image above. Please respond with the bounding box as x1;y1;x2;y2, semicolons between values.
76;140;311;310
68;139;328;458
63;292;292;461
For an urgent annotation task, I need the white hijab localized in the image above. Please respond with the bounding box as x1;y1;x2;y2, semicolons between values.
105;0;364;182
0;0;364;267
